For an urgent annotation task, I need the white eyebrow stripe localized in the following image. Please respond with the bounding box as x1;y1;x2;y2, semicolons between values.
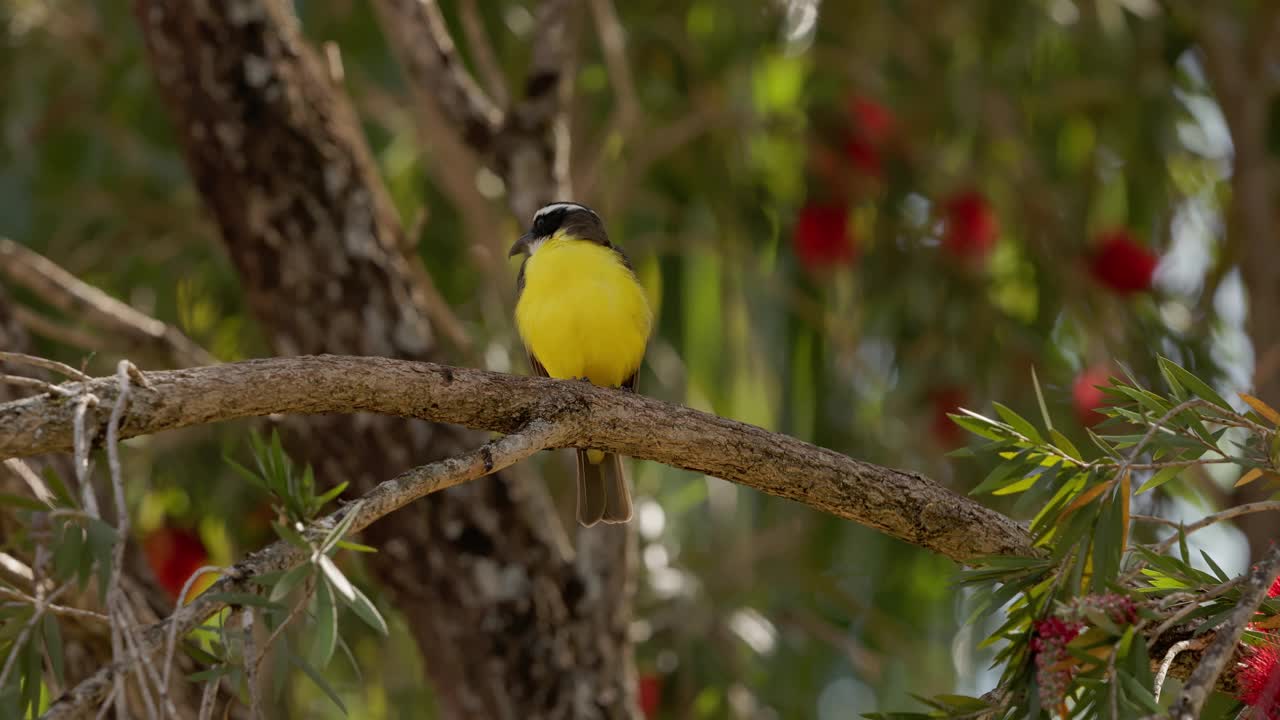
533;202;594;221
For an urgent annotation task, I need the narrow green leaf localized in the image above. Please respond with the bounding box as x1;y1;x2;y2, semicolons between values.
224;456;267;492
1200;550;1230;584
993;403;1042;443
1031;366;1053;433
318;555;354;603
314;480;349;510
1136;466;1182;494
268;564;312;605
40;467;75;509
1119;671;1161;713
1048;430;1082;463
1158;357;1232;410
51;523;84;582
949;413;1013;442
310;579;337;669
319;501;363;556
335;541;377;554
289;651;348;714
41;614;63;686
0;493;50;511
20;634;39;716
345;584;388;636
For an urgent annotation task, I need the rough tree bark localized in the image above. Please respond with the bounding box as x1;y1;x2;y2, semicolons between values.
133;1;634;718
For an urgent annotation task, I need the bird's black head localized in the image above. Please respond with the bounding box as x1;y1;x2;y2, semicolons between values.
509;202;609;257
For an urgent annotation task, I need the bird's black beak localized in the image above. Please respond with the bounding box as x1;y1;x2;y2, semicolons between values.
509;232;535;258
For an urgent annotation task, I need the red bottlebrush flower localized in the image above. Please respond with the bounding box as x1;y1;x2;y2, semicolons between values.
942;191;999;259
1271;575;1280;599
1089;229;1158;295
638;674;661;718
1066;593;1138;626
793;203;856;270
1072;367;1111;428
1031;616;1085;711
843;137;882;177
840;96;894;179
1238;643;1280;718
929;387;969;448
143;526;210;603
849;96;894;145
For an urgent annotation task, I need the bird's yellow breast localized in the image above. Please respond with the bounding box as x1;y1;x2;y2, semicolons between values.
515;237;652;388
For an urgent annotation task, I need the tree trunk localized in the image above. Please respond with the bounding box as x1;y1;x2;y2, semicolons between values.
133;1;636;717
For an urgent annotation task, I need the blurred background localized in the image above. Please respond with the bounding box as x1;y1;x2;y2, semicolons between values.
1;0;1275;717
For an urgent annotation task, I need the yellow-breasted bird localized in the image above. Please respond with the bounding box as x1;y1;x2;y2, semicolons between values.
510;202;653;526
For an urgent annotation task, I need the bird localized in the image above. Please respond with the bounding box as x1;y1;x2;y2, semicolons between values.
509;202;653;526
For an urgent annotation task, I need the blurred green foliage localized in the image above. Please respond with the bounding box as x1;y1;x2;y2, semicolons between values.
0;0;1253;716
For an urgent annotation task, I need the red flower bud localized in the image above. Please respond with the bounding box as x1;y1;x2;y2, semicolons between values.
1072;367;1111;428
793;203;856;270
942;191;999;259
638;674;661;718
143;526;210;603
1089;229;1158;295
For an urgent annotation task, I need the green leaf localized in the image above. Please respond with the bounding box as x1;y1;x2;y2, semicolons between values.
1136;465;1182;494
993;403;1042;443
1158;357;1231;410
335;540;377;553
52;522;84;582
224;456;267;492
289;651;348;714
1200;550;1230;584
344;583;388;636
319;501;363;556
268;564;312;605
0;493;50;511
1119;670;1162;712
1048;430;1082;463
949;413;1013;442
85;519;117;605
1031;366;1053;433
41;614;63;687
21;631;40;715
41;467;75;509
318;555;354;603
314;481;349;511
310;578;337;669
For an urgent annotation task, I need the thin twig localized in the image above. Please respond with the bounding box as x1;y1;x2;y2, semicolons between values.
1154;636;1210;702
2;457;56;506
241;608;262;720
0;239;217;368
0;374;74;397
1170;543;1280;718
161;565;229;694
0;587;109;623
106;361;134;720
1150;502;1280;557
70;393;100;517
197;675;219;720
0;351;89;381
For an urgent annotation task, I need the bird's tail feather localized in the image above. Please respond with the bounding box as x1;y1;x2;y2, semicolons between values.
576;450;632;527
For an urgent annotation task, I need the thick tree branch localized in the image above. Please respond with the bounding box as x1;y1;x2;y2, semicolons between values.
0;355;1034;562
41;420;560;719
1169;543;1280;718
0;238;217;368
